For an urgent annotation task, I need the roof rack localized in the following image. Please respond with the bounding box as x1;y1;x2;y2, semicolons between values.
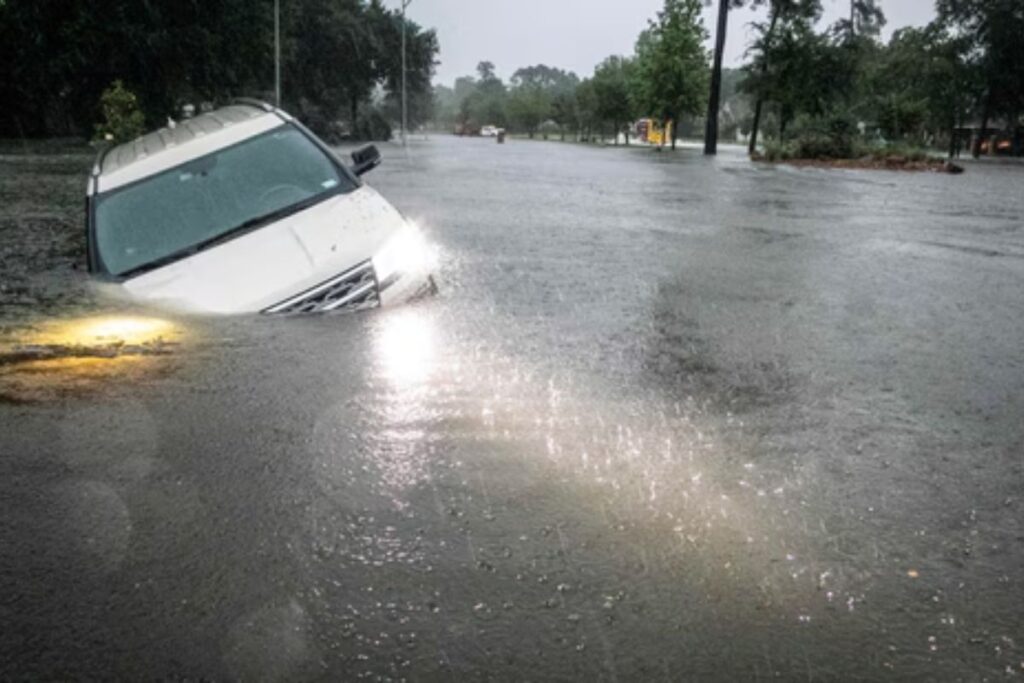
232;97;277;113
90;101;282;184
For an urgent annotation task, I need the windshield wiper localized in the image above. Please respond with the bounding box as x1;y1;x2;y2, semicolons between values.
117;245;203;279
116;191;334;279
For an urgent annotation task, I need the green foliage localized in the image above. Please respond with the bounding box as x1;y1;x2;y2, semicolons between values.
0;0;437;140
507;65;576;137
0;0;273;136
782;111;857;158
631;0;709;145
761;139;794;161
592;56;636;140
458;62;509;129
936;0;1024;138
369;0;439;132
354;106;394;142
93;81;145;144
574;79;601;138
507;85;550;138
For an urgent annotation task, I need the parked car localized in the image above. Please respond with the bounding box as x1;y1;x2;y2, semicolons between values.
86;100;436;315
480;125;500;137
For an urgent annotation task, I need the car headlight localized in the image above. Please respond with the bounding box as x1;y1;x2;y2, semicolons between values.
372;224;431;282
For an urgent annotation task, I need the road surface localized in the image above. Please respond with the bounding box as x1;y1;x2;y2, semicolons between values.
2;137;1023;679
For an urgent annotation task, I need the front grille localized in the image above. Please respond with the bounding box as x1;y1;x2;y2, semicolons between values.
263;260;380;315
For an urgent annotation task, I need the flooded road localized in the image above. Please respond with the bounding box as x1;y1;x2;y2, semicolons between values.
2;137;1024;680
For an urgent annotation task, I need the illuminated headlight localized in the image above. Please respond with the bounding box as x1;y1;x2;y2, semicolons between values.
372;223;431;283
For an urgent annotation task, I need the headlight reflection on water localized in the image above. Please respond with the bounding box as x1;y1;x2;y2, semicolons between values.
373;308;437;389
39;316;178;347
0;315;184;402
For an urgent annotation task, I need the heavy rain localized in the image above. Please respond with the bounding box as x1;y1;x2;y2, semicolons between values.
2;0;1024;680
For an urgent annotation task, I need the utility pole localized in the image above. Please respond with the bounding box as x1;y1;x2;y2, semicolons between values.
274;0;281;107
401;0;412;148
704;0;729;155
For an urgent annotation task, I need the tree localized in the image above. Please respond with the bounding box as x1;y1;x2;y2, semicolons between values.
937;0;1024;156
574;79;600;142
743;1;816;153
828;0;886;44
863;25;975;152
508;65;577;137
460;61;508;129
284;0;377;137
477;61;497;81
369;0;439;131
0;0;438;141
592;56;636;144
741;0;828;144
631;0;709;149
507;82;550;137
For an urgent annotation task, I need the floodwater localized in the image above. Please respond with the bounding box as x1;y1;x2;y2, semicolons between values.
2;137;1023;680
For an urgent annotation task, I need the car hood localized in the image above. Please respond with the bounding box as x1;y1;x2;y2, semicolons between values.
119;185;408;315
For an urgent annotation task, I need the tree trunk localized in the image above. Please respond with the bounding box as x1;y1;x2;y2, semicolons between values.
973;96;990;158
748;7;780;156
948;109;958;159
350;96;359;138
704;0;730;155
671;118;678;150
749;99;764;155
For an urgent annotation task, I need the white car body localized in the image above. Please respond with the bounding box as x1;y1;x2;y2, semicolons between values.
480;125;499;137
86;101;434;316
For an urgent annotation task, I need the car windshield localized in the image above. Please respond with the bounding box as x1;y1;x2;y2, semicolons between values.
94;125;355;277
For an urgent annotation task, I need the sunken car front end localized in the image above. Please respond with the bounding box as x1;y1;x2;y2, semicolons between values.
261;222;436;316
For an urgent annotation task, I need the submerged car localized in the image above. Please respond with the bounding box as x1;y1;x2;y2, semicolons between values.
85;99;435;315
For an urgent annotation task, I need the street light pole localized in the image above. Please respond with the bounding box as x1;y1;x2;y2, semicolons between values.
401;0;411;148
274;0;281;107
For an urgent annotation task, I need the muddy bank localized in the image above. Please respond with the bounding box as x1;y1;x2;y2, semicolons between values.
0;142;95;321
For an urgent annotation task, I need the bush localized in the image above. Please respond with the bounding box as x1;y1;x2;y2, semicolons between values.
790;131;856;158
786;112;857;159
761;140;795;161
94;81;145;144
354;107;393;142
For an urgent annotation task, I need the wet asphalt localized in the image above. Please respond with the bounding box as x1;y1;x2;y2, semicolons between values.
1;136;1024;680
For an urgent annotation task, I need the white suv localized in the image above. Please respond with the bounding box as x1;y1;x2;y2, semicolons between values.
85;100;435;315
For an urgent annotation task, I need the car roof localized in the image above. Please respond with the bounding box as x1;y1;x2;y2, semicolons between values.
91;102;288;193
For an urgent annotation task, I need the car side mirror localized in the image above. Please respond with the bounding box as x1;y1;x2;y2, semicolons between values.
351;145;381;176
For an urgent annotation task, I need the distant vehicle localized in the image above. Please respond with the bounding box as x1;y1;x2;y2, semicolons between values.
85;100;436;315
480;125;500;137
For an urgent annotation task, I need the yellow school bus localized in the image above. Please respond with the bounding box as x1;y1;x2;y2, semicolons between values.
636;118;674;146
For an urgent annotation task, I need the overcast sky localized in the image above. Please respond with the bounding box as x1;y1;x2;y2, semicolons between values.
403;0;937;87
